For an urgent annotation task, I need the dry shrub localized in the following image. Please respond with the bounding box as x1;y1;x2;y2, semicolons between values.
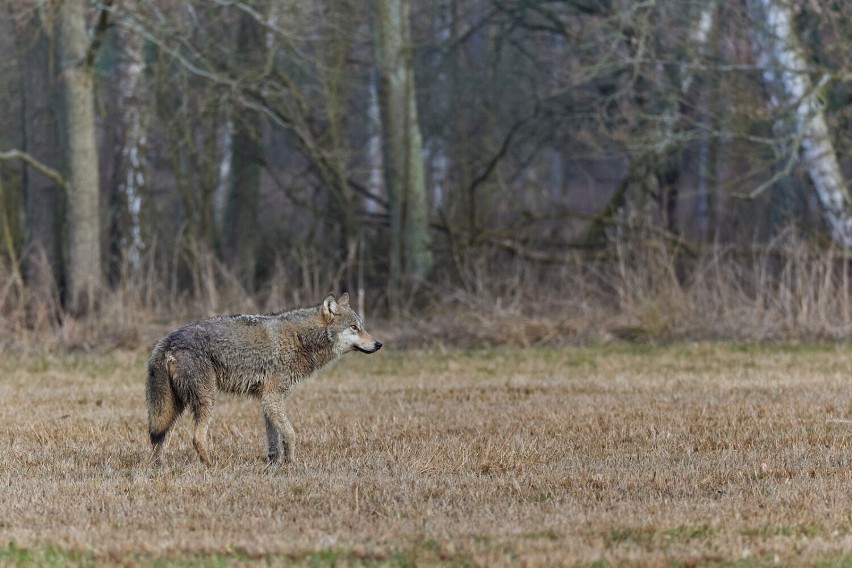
424;233;852;346
677;238;852;341
0;242;355;352
0;249;63;348
3;233;852;351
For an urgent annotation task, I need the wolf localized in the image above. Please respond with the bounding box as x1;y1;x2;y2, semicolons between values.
145;292;381;466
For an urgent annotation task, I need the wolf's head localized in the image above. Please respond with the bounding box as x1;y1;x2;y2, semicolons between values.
321;293;383;355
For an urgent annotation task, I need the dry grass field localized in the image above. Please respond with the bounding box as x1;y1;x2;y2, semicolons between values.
3;343;852;566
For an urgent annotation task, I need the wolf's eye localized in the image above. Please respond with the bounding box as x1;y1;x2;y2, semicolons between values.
350;324;358;331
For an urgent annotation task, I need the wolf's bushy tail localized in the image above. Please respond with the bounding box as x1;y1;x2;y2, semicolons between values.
146;344;183;446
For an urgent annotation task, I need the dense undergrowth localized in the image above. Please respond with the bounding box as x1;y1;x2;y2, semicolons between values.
2;237;852;352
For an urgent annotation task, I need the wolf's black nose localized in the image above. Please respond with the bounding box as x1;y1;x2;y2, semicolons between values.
374;341;382;351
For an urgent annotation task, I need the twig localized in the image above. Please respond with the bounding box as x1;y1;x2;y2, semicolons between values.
0;150;66;188
85;0;115;68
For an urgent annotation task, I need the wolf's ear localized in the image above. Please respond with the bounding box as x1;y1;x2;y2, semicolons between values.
338;292;349;307
322;293;338;323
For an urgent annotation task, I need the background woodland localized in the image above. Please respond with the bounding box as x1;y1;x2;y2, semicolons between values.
2;0;852;348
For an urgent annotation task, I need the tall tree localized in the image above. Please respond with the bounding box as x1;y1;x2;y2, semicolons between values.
375;0;432;306
224;8;263;290
13;6;64;304
57;0;105;314
110;5;149;282
749;0;852;245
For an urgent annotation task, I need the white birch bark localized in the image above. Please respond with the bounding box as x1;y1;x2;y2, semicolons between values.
365;71;384;215
688;3;717;240
643;3;717;232
117;23;148;274
751;0;852;245
429;140;448;210
214;115;233;229
654;3;716;155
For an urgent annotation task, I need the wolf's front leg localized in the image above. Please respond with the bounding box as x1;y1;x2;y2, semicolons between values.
261;395;295;464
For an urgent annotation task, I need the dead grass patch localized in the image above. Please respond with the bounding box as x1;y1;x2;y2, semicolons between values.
3;344;852;565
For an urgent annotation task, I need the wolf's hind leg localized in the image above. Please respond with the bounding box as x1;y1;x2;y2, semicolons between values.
149;409;178;467
263;412;281;464
147;364;184;468
261;395;295;464
148;398;183;467
192;402;214;466
149;429;171;467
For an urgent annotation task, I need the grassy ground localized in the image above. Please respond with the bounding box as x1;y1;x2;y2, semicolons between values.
3;343;852;566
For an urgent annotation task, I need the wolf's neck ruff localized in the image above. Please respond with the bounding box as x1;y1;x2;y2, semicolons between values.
292;318;338;379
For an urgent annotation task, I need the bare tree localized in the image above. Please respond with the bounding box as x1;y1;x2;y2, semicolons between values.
224;7;264;289
10;5;64;305
110;4;149;281
57;0;108;314
375;0;432;306
749;0;852;245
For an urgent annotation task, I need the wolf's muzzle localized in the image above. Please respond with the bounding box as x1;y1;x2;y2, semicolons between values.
357;341;382;353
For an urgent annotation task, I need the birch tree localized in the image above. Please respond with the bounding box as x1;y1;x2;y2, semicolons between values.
750;0;852;245
111;7;148;280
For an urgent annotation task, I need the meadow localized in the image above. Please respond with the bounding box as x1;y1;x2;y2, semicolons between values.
3;342;852;566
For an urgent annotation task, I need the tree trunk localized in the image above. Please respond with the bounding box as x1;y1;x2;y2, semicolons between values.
225;112;261;289
750;0;852;245
224;10;263;290
375;0;432;307
365;70;384;215
320;1;359;293
57;0;102;315
690;4;718;241
110;16;148;282
402;68;431;281
16;8;64;304
653;3;718;235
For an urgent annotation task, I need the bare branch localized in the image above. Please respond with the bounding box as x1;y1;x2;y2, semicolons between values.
467;110;537;197
0;150;66;188
85;0;114;68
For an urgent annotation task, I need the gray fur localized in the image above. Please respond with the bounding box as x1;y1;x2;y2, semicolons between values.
146;293;381;466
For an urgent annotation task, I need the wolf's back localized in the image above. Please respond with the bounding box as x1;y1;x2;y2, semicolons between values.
146;340;183;445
